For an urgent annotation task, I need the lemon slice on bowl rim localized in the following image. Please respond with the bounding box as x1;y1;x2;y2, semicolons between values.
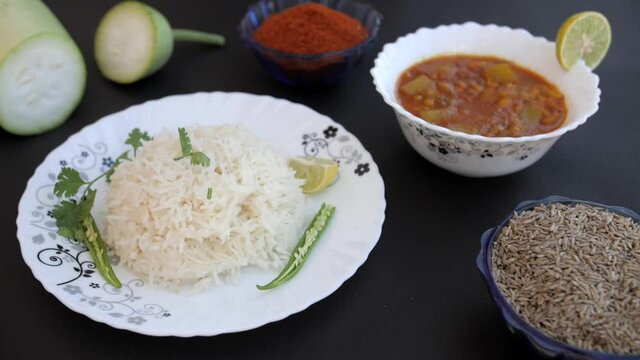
289;156;339;194
556;11;612;70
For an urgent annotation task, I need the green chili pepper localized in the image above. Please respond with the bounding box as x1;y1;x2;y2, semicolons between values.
257;203;336;290
83;216;122;288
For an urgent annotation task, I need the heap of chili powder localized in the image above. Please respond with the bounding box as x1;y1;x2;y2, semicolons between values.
253;3;368;55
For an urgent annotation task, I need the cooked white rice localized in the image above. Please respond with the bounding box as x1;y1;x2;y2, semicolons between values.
105;125;305;290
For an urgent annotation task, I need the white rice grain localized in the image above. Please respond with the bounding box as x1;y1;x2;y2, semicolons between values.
105;125;305;290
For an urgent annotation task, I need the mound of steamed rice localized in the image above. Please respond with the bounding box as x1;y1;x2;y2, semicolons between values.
105;125;305;290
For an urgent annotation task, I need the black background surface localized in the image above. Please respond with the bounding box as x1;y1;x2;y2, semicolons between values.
2;1;639;359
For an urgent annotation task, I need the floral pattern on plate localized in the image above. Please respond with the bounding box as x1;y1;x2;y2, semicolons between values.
302;125;371;176
29;142;172;325
17;92;385;336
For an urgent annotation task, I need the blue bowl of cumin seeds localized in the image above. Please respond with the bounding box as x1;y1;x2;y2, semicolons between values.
477;195;640;359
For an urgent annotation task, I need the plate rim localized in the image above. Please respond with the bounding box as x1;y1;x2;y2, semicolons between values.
15;91;387;337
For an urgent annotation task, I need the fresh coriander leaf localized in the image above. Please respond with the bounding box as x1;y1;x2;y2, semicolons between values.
75;228;87;240
56;227;76;239
177;127;192;155
114;150;131;164
51;180;90;243
57;226;87;242
107;128;151;183
125;128;152;156
174;128;210;167
51;200;83;230
190;152;211;167
54;167;86;198
106;151;131;183
47;131;129;289
105;169;115;183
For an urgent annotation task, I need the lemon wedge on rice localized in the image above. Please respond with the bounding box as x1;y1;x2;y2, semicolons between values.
289;157;339;194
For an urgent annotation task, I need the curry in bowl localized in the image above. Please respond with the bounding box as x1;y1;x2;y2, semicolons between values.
396;55;567;137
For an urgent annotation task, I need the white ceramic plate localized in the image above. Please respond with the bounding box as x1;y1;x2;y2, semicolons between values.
16;92;386;336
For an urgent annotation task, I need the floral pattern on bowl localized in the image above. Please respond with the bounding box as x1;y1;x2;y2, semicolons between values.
371;22;600;177
401;121;548;160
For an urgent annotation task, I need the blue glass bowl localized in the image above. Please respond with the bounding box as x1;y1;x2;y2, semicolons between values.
477;195;640;360
238;0;382;88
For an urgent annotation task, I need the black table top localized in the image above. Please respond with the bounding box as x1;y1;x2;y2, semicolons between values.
2;1;639;359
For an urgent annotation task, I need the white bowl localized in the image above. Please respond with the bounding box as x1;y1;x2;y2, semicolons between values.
371;22;600;177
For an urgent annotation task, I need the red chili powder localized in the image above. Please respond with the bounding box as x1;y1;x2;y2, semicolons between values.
253;3;369;55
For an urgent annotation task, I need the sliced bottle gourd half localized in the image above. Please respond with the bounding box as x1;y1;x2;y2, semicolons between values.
0;0;86;135
94;1;225;84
